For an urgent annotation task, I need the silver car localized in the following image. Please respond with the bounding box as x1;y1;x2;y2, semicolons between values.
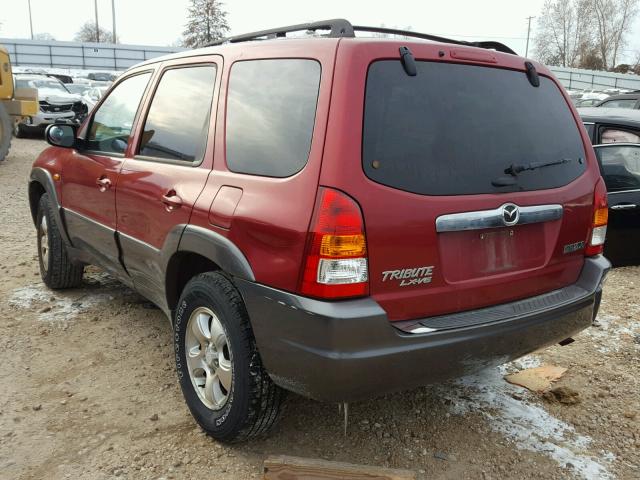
13;75;87;137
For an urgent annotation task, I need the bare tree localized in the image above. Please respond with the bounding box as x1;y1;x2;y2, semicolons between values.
74;21;118;43
592;0;639;69
534;0;593;67
182;0;229;48
632;50;640;74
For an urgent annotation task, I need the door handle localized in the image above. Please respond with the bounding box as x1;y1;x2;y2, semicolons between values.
610;203;637;211
96;176;111;192
162;191;183;212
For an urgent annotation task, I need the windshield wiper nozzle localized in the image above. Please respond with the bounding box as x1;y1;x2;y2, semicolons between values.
504;158;575;176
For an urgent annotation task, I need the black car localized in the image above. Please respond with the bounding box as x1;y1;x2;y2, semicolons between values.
579;107;640;266
596;93;640;110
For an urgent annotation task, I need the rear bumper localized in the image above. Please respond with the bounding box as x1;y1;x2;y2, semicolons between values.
236;256;610;402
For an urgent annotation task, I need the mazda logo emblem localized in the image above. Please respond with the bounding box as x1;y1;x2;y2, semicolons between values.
501;203;520;226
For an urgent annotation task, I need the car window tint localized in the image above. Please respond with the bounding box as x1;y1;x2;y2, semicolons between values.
600;99;637;109
138;65;217;163
363;61;586;195
226;59;321;177
597;145;640;191
86;72;151;154
601;128;640;144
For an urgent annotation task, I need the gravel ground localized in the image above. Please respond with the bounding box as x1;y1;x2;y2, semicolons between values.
0;138;638;480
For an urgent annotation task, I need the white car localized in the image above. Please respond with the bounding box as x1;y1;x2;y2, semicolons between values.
81;86;109;111
580;89;609;101
13;75;86;137
65;83;91;96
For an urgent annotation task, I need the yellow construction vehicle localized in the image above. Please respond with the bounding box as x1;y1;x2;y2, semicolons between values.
0;45;38;161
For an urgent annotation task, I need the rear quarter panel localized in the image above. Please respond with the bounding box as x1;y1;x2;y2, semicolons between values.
188;40;339;293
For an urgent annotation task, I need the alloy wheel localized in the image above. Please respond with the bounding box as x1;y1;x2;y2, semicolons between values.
185;306;233;410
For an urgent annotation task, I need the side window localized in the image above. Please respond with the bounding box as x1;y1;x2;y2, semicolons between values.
597;145;640;192
85;72;151;154
601;128;640;144
600;99;637;109
226;59;321;177
138;65;217;163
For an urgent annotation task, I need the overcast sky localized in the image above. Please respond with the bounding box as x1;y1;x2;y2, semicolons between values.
1;0;639;61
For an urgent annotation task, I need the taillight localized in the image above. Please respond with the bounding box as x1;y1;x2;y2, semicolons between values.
300;187;369;299
585;177;608;256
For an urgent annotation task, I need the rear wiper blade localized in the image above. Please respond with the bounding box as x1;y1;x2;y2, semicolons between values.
492;157;581;187
504;158;575;176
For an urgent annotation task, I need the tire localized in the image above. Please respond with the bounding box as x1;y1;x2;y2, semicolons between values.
13;121;27;139
36;193;84;289
174;272;285;443
0;103;12;161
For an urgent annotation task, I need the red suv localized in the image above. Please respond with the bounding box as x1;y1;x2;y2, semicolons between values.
29;20;610;442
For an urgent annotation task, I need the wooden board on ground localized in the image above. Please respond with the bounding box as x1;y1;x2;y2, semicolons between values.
263;455;416;480
504;365;567;392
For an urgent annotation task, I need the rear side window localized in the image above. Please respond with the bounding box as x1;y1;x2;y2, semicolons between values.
138;65;217;163
363;61;587;195
226;59;321;177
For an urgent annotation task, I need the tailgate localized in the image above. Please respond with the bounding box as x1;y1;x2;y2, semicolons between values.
356;58;595;321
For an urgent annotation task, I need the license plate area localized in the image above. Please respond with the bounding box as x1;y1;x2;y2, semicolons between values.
438;224;549;282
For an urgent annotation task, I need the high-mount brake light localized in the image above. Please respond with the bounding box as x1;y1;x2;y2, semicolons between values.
585;178;608;256
300;188;369;299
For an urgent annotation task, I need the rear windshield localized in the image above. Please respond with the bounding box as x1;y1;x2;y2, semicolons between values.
362;61;587;195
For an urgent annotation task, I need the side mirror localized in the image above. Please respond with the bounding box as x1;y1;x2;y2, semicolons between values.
45;124;76;148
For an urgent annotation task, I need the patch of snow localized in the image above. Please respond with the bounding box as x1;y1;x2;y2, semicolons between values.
9;281;115;322
587;313;640;354
509;355;542;371
442;355;615;480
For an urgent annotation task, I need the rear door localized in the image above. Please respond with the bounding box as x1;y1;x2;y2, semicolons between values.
595;143;640;266
322;44;600;322
115;57;220;308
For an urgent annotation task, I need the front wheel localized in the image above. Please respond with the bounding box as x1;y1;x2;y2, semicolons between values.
174;272;285;442
36;193;84;289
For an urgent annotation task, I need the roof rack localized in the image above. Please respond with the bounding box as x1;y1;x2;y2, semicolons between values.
204;18;517;55
206;19;354;46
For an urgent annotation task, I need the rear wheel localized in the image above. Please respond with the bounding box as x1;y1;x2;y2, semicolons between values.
174;272;285;442
36;193;84;289
0;103;12;161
